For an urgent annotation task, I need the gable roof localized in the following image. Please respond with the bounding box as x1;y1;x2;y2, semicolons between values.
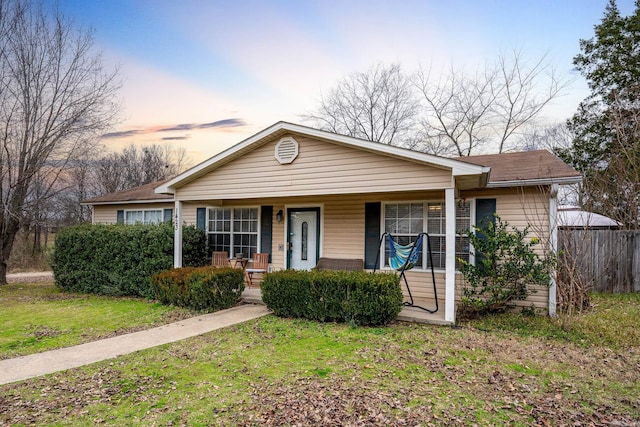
82;180;173;205
85;126;583;206
155;121;491;195
456;150;582;187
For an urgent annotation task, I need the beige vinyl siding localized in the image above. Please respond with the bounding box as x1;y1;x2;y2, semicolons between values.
175;134;453;201
180;204;198;226
92;202;174;224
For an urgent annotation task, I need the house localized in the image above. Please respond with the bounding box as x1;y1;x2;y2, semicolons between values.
84;121;582;324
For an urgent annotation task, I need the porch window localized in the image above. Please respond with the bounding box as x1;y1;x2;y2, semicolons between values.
208;207;258;257
125;209;163;225
383;200;471;270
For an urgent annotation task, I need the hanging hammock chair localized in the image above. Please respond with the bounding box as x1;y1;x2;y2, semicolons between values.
374;232;439;313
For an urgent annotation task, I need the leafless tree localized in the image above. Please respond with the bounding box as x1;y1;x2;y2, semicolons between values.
415;50;569;155
0;0;119;283
93;143;190;195
518;122;572;152
302;62;419;146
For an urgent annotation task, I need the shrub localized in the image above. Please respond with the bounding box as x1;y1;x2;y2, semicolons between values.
261;270;402;326
150;266;244;311
52;223;207;298
458;216;555;319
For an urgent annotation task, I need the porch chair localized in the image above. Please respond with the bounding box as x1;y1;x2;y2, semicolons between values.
245;253;269;287
211;251;229;268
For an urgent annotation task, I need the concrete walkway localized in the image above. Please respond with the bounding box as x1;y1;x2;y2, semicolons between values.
6;271;54;283
0;304;271;385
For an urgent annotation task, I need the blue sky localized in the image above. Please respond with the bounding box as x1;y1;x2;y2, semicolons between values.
56;0;636;161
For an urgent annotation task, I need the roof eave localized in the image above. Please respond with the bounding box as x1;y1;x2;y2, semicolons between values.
81;198;174;206
486;176;583;188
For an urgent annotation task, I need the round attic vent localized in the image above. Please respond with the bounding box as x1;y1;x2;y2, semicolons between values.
275;136;299;164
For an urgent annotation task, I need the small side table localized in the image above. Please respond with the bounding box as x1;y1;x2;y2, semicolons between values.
229;258;249;270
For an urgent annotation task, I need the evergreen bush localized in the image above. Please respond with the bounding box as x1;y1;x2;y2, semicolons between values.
458;215;555;318
261;270;401;326
150;266;244;311
52;223;207;298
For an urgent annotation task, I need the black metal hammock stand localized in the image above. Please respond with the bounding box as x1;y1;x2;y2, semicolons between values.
373;232;439;313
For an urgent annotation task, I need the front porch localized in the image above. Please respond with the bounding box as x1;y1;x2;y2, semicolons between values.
240;287;449;325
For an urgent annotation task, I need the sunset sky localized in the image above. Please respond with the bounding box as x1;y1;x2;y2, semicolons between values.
55;0;635;163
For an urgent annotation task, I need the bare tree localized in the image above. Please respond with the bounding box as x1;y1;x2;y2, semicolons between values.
302;62;419;146
0;0;119;283
93;143;190;195
415;50;569;155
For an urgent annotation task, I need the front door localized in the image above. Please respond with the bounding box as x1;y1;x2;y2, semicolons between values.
287;208;320;270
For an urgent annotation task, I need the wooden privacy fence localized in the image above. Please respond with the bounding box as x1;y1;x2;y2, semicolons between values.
558;229;640;293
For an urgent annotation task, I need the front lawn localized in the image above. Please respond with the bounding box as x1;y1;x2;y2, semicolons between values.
0;282;192;359
0;289;638;426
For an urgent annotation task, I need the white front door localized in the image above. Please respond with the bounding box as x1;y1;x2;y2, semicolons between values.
288;208;320;270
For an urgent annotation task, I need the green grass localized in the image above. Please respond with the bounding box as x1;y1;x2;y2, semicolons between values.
1;285;638;426
0;282;192;359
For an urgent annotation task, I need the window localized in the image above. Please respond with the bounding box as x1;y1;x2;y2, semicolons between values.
125;209;163;225
208;207;259;257
383;200;472;270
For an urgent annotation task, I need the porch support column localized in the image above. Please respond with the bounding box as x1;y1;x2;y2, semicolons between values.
174;200;183;268
445;187;456;323
548;184;559;317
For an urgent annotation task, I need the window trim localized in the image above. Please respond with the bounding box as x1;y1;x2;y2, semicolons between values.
380;199;476;272
123;209;164;225
206;206;261;258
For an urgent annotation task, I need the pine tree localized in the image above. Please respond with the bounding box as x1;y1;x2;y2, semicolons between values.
558;0;640;228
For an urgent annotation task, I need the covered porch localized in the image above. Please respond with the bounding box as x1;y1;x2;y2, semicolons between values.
172;188;461;325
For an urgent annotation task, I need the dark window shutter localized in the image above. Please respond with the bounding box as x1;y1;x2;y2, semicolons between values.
116;210;124;224
474;198;496;268
163;208;173;223
196;208;206;231
260;206;273;263
364;202;381;269
475;199;497;229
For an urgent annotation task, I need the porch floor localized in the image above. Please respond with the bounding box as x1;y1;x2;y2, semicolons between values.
240;288;449;325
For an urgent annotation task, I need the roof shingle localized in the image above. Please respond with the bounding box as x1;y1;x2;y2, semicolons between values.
455;150;581;184
82;180;172;204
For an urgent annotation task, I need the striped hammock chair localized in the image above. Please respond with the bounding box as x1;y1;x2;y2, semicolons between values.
388;234;424;271
374;232;438;314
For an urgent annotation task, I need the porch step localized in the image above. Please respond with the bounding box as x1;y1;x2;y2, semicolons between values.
241;288;264;305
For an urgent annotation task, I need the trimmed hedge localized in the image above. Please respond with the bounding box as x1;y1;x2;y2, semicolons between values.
52;223;208;298
150;266;244;311
261;270;402;326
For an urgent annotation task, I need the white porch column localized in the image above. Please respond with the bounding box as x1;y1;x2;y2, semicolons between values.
445;187;456;323
174;200;183;268
548;184;559;317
